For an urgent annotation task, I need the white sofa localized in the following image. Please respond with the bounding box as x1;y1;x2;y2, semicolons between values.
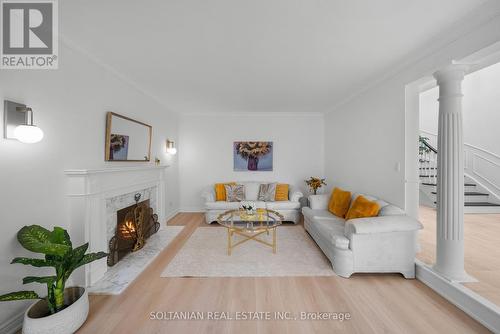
202;182;303;224
302;193;423;278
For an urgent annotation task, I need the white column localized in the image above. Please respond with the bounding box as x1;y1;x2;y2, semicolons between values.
433;64;470;282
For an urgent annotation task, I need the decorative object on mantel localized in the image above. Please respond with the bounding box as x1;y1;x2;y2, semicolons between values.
166;139;177;155
107;193;160;267
3;100;44;143
305;177;327;195
234;141;273;171
0;225;107;334
105;112;152;162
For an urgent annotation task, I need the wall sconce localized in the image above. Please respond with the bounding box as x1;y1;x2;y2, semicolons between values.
3;100;44;143
166;139;177;155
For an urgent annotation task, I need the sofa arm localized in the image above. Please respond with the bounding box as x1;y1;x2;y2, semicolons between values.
290;190;303;202
202;189;216;203
345;215;423;235
308;194;329;210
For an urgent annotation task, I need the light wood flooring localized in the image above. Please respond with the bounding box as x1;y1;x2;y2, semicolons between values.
78;213;490;334
417;205;500;307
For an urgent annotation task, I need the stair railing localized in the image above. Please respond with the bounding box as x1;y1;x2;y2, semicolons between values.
419;136;438;185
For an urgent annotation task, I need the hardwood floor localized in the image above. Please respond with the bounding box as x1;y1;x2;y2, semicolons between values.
79;213;489;334
417;205;500;307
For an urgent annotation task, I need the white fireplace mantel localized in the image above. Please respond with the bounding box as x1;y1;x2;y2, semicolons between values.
65;165;168;286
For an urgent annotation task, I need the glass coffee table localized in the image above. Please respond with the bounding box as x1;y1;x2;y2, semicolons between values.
216;209;284;255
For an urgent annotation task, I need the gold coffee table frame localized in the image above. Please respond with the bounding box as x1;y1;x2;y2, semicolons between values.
216;209;284;255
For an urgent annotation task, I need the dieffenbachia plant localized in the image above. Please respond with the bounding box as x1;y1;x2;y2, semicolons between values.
0;225;107;314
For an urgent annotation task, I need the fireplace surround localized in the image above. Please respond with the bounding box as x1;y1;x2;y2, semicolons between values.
65;166;168;286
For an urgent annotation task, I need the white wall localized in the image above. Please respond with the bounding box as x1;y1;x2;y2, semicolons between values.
324;6;500;210
0;44;179;326
420;61;500;157
178;114;324;210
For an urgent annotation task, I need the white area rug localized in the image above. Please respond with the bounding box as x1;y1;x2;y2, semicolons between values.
161;226;335;277
88;226;184;294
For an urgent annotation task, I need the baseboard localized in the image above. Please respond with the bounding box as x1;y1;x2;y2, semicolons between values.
416;260;500;333
165;209;180;223
0;310;24;334
179;207;205;213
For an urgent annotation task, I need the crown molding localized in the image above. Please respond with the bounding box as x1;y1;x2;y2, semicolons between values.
325;1;500;114
180;111;324;117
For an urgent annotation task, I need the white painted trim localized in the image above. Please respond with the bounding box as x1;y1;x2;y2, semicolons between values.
64;165;168;176
165;209;180;223
472;154;500;192
0;311;23;334
416;260;500;333
179;207;206;213
181;111;324;117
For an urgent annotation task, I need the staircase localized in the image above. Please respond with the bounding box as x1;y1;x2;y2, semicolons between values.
419;136;500;213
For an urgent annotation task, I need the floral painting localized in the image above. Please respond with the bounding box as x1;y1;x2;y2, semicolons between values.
234;141;273;171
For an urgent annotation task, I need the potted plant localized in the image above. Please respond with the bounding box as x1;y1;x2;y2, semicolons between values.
305;177;327;195
0;225;107;334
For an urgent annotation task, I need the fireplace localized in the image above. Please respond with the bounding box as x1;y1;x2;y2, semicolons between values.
107;193;160;266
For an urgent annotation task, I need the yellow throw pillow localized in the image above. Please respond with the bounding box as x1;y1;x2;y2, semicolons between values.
328;187;352;218
345;195;381;220
215;182;236;201
275;184;289;201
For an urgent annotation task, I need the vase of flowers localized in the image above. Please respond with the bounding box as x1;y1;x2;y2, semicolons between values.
305;177;327;195
0;225;107;334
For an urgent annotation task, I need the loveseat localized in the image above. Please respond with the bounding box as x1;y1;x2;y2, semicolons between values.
302;193;423;278
202;182;303;224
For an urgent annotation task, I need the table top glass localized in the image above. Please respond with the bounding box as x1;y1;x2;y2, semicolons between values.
216;209;283;231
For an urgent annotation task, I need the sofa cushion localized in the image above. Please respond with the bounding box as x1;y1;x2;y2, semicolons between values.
244;182;260;201
205;201;267;210
313;219;349;250
302;207;344;222
379;204;405;216
265;201;300;210
351;193;388;210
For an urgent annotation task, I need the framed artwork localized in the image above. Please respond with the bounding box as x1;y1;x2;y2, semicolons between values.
234;141;273;171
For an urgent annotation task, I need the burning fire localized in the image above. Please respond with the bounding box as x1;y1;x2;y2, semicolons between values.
119;220;136;239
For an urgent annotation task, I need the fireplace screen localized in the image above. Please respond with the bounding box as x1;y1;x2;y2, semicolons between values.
108;194;160;266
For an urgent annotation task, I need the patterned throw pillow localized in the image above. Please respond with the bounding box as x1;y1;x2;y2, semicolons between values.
258;183;277;201
224;184;246;202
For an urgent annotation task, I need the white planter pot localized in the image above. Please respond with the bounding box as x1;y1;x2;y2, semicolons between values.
23;287;89;334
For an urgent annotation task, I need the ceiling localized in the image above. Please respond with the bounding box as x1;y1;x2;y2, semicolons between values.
60;0;488;114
